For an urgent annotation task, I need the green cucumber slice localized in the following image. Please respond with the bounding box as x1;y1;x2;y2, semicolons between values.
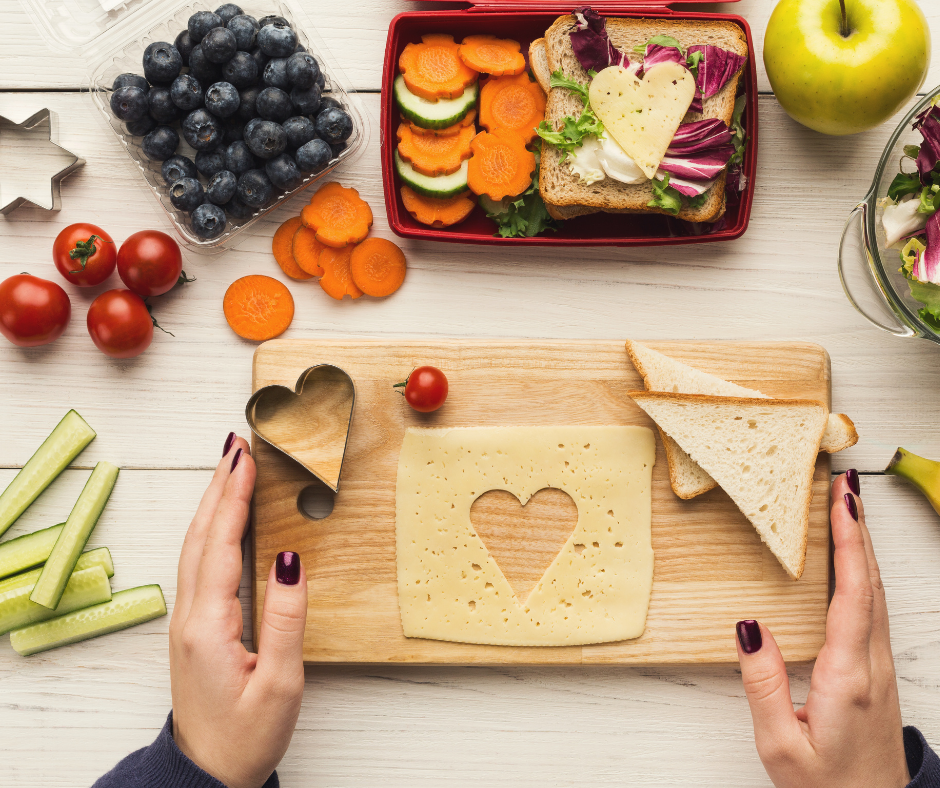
11;585;166;656
0;411;96;538
0;523;64;579
395;151;469;198
394;75;478;129
0;565;111;636
0;547;114;595
30;462;119;610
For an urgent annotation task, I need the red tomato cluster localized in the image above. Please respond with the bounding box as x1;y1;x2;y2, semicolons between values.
0;224;185;359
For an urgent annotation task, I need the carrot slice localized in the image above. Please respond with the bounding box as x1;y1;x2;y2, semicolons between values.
272;216;315;280
458;35;525;77
292;224;325;277
319;245;363;300
479;72;546;145
223;275;294;341
399;33;478;101
301;182;373;248
397;123;474;177
406;108;476;137
349;238;407;297
467;129;535;201
401;185;476;228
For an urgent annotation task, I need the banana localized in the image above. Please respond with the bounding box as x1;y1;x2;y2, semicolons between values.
885;447;940;515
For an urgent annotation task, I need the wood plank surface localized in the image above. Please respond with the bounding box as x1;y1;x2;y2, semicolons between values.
251;339;831;664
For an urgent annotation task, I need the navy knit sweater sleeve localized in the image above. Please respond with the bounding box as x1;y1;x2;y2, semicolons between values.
91;712;277;788
906;727;940;787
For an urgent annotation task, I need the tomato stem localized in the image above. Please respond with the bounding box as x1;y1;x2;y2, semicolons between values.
68;235;99;274
393;369;415;396
144;300;175;338
177;271;196;285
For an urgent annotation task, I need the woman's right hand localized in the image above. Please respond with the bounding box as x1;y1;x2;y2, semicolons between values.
736;471;910;788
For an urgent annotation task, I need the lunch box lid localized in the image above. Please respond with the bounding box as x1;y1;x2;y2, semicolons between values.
408;0;739;10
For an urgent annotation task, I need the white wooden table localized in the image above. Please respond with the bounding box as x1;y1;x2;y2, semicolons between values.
3;1;940;785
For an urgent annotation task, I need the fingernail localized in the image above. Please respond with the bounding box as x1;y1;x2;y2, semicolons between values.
223;432;236;457
846;468;861;496
231;448;243;472
276;551;301;585
736;620;762;654
845;493;859;521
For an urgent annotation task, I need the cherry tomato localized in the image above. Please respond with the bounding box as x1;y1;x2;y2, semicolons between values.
397;366;448;413
116;230;183;297
0;274;70;347
86;289;153;359
52;223;117;287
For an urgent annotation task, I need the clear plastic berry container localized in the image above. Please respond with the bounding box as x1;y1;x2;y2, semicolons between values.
18;0;369;253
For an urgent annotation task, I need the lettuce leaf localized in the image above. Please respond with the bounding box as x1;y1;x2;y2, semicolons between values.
908;278;940;329
648;173;683;215
482;147;559;239
536;71;604;162
889;171;923;202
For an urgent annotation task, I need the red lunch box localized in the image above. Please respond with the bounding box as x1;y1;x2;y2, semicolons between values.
381;0;758;247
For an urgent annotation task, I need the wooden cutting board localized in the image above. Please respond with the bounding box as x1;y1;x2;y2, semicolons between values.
251;339;831;664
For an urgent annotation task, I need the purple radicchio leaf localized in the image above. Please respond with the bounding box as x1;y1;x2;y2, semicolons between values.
687;45;746;100
638;44;685;75
923;210;940;283
914;105;940;185
570;7;630;73
656;171;717;198
658;119;735;187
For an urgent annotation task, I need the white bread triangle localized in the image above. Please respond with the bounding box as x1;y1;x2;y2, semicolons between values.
626;340;858;498
629;391;829;579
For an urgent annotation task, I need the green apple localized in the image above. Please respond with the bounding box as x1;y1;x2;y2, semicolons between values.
764;0;930;135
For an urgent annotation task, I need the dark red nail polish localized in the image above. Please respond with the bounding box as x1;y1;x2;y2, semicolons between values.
737;620;762;654
231;448;243;472
276;551;301;585
223;432;236;457
846;468;860;496
845;493;859;521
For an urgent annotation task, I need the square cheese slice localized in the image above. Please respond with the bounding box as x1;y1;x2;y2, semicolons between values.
395;426;656;647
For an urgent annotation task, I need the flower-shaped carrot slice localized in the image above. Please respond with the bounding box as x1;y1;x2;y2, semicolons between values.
301;182;373;248
401;186;476;229
399;33;478;101
479;72;546;145
397;123;474;177
458;35;525;77
467;129;535;201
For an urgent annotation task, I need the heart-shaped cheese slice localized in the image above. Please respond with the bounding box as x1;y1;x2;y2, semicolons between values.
589;62;695;180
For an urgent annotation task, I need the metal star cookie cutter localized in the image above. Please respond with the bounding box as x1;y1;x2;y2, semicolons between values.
0;109;84;214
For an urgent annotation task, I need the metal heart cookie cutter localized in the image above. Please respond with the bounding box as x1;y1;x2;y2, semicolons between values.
246;364;356;492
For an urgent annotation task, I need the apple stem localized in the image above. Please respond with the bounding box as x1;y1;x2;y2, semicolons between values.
839;0;849;38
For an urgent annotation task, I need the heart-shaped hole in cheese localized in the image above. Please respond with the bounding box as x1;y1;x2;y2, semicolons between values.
589;62;696;180
470;487;578;603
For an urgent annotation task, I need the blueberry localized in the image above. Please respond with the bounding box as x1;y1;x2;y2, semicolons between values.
249;46;270;72
290;84;321;116
225;197;254;219
243;117;263;141
256;87;293;122
202;27;237;64
315;107;353;144
265;153;302;191
191;203;227;239
141;126;179;160
188;11;223;43
224;140;257;175
221;51;258;89
282;116;317;149
295;138;331;173
143;42;182;85
204;81;240;118
262;58;289;89
257;23;297;58
187;45;222;84
318;95;342;112
286;52;319;89
246;119;287;160
182;108;223;151
316;69;327;91
110;86;149;121
330;142;346;158
112;73;149;92
258;15;289;27
293;43;307;54
169;177;205;211
214;3;243;24
148;87;180;123
193;149;224;178
222;117;246;144
206;170;237;204
237;168;273;207
226;14;258;50
174;30;194;66
237;86;260;121
125;115;158;136
162;155;198;184
170;74;203;111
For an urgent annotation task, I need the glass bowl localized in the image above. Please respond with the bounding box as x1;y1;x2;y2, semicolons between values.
839;85;940;345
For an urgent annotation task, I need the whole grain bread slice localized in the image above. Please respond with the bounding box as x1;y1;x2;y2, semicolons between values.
629;391;829;580
529;38;552;94
540;16;746;223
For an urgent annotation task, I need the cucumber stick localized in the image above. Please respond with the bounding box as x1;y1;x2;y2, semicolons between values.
0;565;111;636
11;585;166;656
0;411;96;538
0;547;114;595
0;523;64;579
30;462;119;610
